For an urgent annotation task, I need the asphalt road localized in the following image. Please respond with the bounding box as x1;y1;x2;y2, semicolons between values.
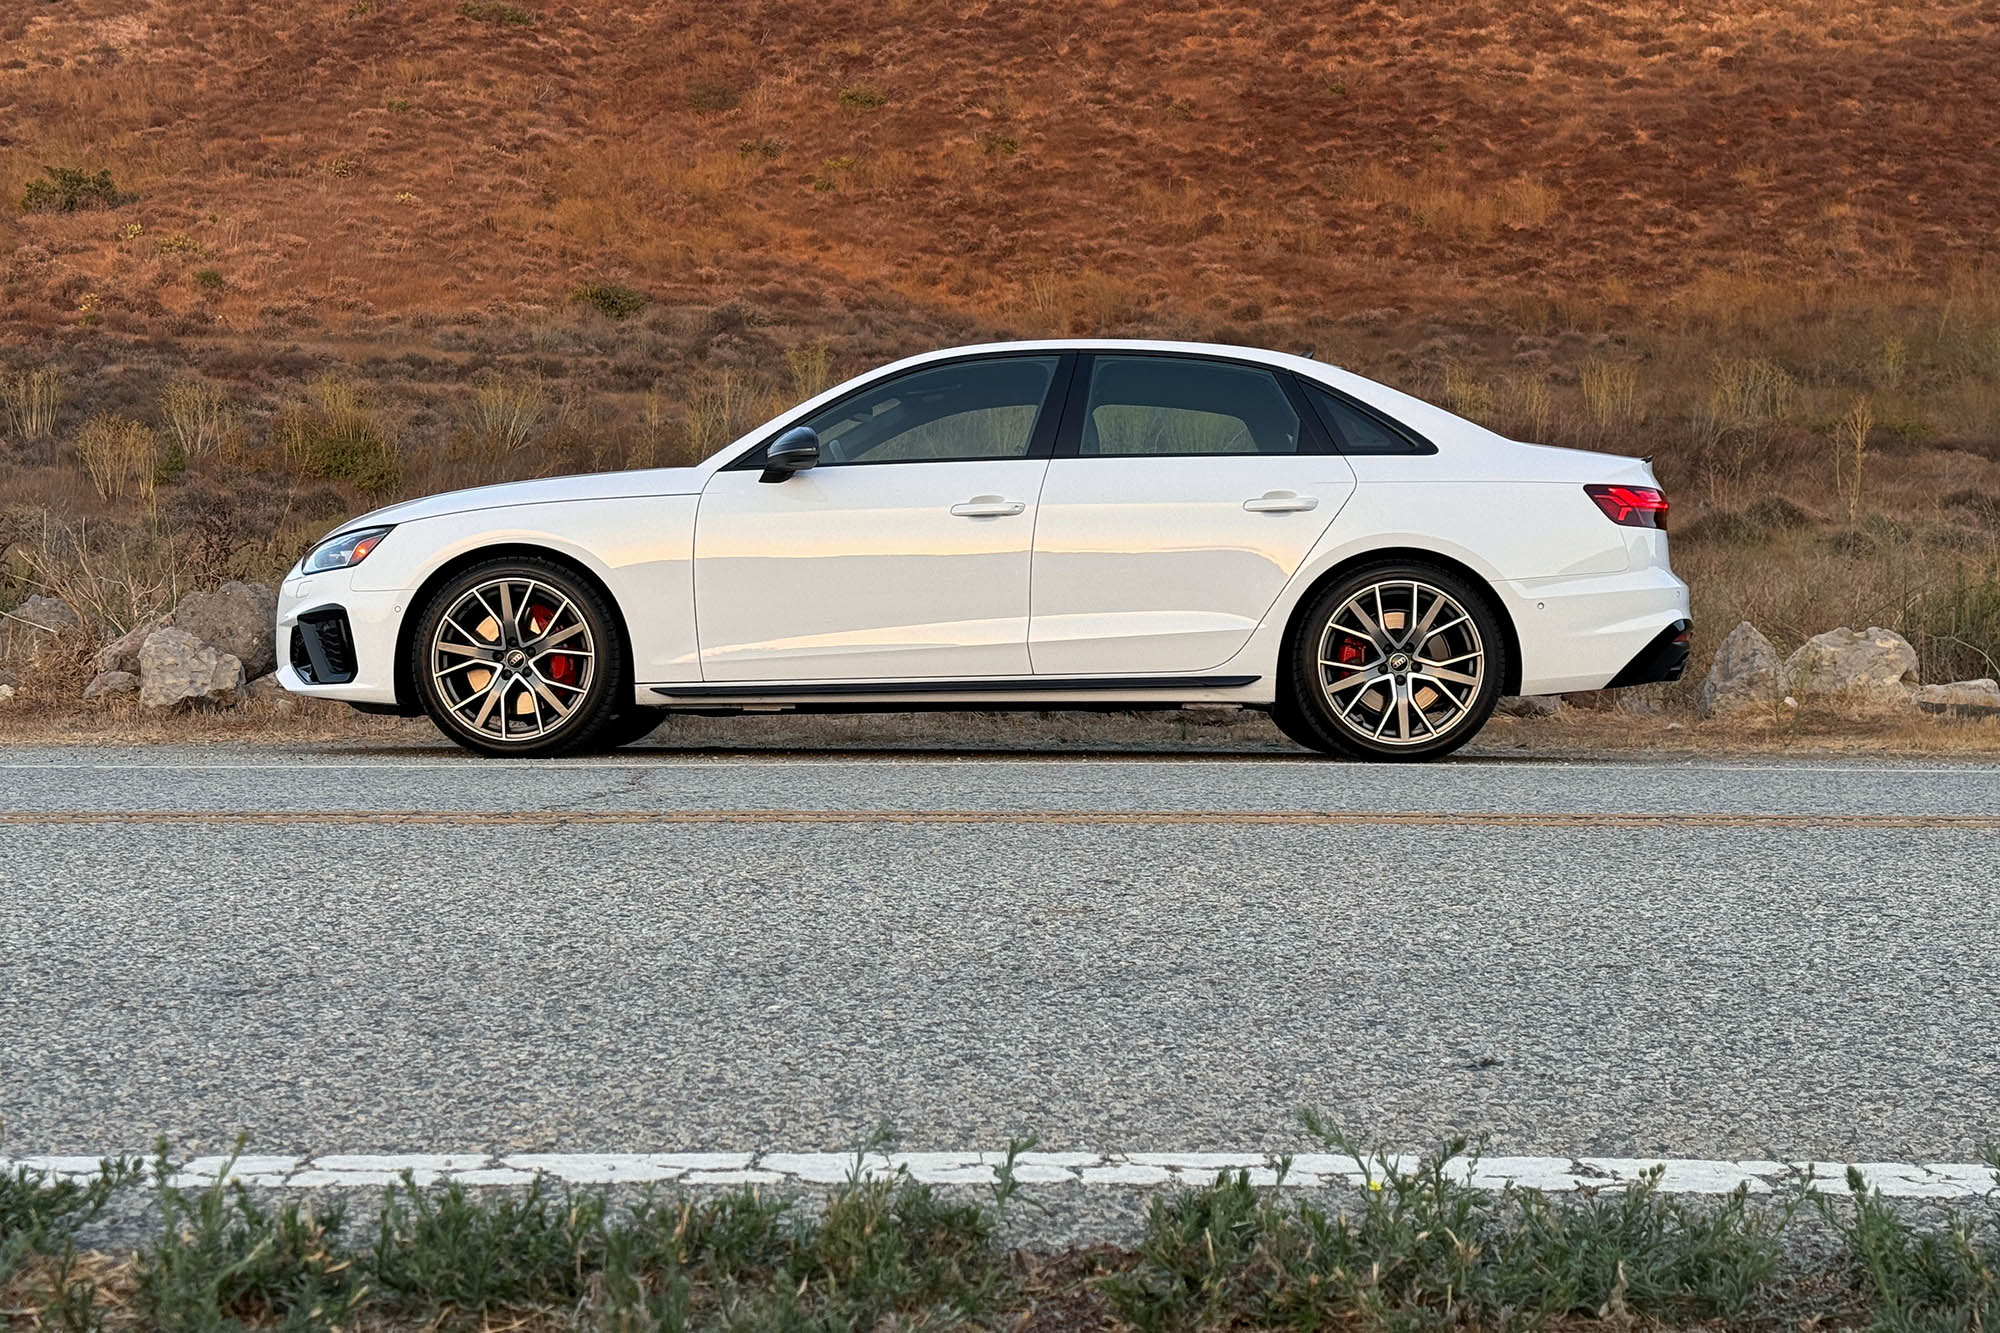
4;744;1997;1166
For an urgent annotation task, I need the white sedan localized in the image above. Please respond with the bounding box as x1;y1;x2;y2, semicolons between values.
277;339;1690;759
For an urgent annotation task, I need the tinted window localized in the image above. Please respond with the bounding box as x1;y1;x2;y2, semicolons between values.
1303;382;1429;455
1078;356;1300;456
789;356;1059;465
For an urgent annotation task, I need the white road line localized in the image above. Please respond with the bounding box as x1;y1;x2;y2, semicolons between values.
7;1151;1993;1199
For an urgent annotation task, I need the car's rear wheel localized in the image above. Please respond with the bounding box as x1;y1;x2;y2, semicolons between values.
412;557;628;757
1276;561;1507;761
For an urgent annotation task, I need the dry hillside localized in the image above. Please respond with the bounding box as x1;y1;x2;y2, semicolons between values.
3;0;2000;716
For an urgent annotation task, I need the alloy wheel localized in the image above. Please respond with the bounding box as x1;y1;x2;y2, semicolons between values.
429;576;596;744
1315;578;1486;746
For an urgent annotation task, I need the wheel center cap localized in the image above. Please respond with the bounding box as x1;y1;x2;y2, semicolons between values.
503;649;527;670
1387;652;1412;673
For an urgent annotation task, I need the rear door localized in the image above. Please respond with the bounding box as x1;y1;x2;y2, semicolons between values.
1028;353;1356;675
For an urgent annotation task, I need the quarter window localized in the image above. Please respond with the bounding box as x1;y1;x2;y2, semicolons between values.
1077;356;1301;456
780;356;1060;465
1302;382;1431;455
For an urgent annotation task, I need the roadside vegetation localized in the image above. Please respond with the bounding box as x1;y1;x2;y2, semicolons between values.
3;1122;1995;1331
4;1;2000;727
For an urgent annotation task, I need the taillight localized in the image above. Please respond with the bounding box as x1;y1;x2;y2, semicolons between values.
1585;484;1669;529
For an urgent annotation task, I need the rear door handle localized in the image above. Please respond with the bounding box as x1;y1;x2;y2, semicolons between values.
951;496;1027;517
1243;491;1318;513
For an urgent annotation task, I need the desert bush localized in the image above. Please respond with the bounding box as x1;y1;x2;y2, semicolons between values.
687;79;740;112
571;282;647;319
159;379;241;459
1903;562;2000;684
271;374;401;495
1505;374;1553;441
1580;358;1641;434
1;508;185;635
839;84;887;111
191;267;226;292
682;369;750;463
460;371;544;453
1441;362;1496;423
0;367;64;442
73;416;159;501
786;340;832;402
1701;355;1799;444
1831;395;1874;521
458;0;533;23
20;166;118;213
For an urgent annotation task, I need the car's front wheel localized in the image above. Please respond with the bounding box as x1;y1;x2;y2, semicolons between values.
1275;561;1507;761
411;557;629;757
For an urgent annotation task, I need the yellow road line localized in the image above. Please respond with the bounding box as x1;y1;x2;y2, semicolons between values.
1;810;1995;829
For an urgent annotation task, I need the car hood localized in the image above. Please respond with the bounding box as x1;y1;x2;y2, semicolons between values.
344;466;708;529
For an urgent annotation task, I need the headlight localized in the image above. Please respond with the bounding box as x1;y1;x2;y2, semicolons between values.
302;525;392;574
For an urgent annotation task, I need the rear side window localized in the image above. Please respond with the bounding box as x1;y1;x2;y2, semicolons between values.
1078;356;1301;456
1302;382;1433;455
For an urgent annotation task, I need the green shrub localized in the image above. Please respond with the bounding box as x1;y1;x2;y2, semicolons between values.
570;281;646;319
838;84;887;111
20;166;118;213
191;268;225;292
458;0;533;23
271;374;402;495
1902;562;2000;684
687;79;740;112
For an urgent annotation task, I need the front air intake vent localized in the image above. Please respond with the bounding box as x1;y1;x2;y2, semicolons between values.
292;606;358;684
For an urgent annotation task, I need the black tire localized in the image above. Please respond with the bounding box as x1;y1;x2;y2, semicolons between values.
592;706;667;750
1277;560;1508;761
410;556;630;758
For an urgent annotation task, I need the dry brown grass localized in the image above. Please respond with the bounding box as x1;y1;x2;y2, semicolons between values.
4;1;2000;738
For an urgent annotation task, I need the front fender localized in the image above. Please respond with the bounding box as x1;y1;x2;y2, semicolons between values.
353;497;702;683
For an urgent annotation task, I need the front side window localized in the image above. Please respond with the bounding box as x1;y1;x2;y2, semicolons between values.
777;356;1060;465
1078;356;1301;456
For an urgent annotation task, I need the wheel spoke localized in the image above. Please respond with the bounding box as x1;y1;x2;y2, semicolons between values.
1324;669;1380;694
1407;586;1447;646
1421;664;1481;687
470;673;505;730
532;621;588;652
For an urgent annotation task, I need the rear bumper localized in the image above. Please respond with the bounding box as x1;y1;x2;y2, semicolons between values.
1605;618;1692;688
1500;566;1691;695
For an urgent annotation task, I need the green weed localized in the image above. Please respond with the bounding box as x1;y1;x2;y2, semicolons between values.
570;281;647;319
20;167;119;213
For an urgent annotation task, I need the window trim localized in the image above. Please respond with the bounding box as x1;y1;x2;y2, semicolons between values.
1295;375;1438;456
1050;351;1337;460
725;352;1077;471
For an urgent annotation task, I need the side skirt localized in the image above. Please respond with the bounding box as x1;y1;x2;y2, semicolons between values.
650;674;1260;707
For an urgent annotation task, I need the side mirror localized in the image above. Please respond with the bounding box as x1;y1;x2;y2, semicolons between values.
759;426;819;483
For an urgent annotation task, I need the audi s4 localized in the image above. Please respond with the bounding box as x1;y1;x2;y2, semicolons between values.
277;340;1690;759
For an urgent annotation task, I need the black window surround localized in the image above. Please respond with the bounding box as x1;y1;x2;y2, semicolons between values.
727;348;1436;469
1296;377;1438;456
1054;352;1328;459
728;353;1079;470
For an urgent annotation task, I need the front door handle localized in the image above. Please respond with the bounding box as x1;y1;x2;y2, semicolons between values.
950;496;1027;517
1243;490;1319;513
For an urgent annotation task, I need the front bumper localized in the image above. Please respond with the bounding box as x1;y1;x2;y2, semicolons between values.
274;570;405;706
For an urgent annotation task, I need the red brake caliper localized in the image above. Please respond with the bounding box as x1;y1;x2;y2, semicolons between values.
527;603;578;684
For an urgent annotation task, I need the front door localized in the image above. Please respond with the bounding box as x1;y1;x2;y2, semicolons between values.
694;354;1066;682
1028;353;1356;675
